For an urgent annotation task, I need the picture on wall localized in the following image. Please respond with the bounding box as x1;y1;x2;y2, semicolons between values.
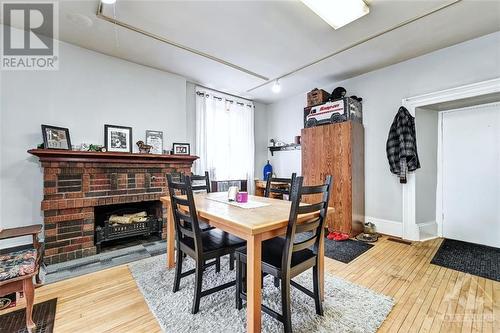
172;143;190;155
104;125;133;153
146;130;163;154
41;125;71;150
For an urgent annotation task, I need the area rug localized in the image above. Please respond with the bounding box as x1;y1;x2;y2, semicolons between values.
431;239;500;282
129;254;393;332
323;239;374;264
0;298;57;333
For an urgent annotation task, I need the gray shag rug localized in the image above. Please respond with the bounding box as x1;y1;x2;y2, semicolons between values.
129;254;394;332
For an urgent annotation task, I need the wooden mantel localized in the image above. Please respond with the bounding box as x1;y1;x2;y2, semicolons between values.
28;149;198;164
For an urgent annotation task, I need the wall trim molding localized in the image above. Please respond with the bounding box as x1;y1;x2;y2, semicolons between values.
401;78;500;241
418;221;438;241
365;216;403;237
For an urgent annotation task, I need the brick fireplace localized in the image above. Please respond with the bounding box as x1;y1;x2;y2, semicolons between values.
28;149;197;265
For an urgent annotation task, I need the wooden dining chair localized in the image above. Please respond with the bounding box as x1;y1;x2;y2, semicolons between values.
190;171;211;193
264;172;297;201
166;174;246;314
235;175;332;332
0;225;44;333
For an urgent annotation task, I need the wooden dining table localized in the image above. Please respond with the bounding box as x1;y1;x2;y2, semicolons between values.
160;192;331;333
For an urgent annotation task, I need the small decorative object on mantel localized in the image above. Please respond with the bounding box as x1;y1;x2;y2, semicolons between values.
136;140;153;154
145;130;163;154
104;124;132;153
172;142;190;155
41;124;71;150
88;144;106;152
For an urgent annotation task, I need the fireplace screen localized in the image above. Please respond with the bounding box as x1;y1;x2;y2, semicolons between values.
94;201;163;253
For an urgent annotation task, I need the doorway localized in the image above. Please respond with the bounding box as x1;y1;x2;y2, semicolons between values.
440;102;500;247
402;78;500;241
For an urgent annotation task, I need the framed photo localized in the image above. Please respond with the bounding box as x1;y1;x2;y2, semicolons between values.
41;125;71;150
172;142;190;155
146;130;163;155
104;125;133;153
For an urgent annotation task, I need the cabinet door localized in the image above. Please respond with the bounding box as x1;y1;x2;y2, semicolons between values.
301;123;352;232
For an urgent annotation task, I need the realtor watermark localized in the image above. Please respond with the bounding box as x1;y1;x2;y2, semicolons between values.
1;1;59;70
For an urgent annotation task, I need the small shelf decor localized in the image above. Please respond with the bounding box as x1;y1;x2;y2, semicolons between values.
268;144;301;156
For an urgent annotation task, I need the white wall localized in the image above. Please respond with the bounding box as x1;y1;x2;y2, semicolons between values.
253;102;268;178
415;108;438;225
0;39;188;247
265;32;500;233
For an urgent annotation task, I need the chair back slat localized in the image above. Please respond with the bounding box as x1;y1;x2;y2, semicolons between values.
281;175;333;272
264;172;297;201
292;235;317;252
175;209;194;224
297;202;324;215
167;174;203;254
295;218;321;234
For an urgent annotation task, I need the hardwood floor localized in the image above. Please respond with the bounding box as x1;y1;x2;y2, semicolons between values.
1;236;498;332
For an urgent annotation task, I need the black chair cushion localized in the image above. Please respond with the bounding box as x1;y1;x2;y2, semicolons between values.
181;229;246;253
235;236;315;270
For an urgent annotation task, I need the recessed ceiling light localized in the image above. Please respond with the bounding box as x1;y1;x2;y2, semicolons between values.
272;80;281;94
301;0;369;30
101;0;117;4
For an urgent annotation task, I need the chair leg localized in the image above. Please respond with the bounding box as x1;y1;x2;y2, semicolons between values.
242;262;247;293
281;276;292;333
173;247;183;292
274;276;280;288
215;257;221;273
229;252;235;271
23;278;36;333
313;265;324;316
235;257;243;310
192;260;204;314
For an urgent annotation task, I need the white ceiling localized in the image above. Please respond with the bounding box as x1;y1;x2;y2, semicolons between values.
33;1;500;103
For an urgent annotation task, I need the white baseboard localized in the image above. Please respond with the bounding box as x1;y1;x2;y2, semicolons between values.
418;221;438;240
365;216;403;237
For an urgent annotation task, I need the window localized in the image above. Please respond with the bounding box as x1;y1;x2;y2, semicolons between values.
195;87;255;193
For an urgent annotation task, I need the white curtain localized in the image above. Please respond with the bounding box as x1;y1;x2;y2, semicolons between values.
195;87;255;193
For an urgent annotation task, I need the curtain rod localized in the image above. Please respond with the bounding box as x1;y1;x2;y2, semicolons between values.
194;84;254;103
196;91;254;107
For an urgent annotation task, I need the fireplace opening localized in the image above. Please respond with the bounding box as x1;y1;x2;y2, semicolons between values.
94;201;163;253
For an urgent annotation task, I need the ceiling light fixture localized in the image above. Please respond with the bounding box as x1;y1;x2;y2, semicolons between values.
301;0;369;30
272;80;281;94
101;0;117;4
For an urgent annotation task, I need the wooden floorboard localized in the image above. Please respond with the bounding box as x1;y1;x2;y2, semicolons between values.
1;236;498;332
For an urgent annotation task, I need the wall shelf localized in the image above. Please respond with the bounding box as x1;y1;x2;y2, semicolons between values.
268;144;301;156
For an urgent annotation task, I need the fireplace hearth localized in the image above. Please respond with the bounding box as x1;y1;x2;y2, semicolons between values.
29;149;198;264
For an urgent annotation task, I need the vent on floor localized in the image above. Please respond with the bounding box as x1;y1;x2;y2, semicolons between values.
387;237;412;245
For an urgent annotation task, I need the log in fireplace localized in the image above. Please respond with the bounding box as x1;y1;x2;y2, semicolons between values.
28;149;198;264
94;201;163;253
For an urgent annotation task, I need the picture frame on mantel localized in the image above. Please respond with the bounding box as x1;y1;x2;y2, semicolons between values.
41;124;72;150
104;124;133;153
172;142;190;155
146;130;163;154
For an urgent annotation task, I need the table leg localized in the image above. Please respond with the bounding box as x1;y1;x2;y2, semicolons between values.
319;228;325;301
166;202;175;269
246;234;262;333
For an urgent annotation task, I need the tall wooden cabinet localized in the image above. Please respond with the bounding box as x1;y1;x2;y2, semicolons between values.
301;121;365;236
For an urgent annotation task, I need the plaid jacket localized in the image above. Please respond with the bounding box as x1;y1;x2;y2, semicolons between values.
386;106;420;183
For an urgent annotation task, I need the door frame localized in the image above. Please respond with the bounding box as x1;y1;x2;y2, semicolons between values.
401;78;500;241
